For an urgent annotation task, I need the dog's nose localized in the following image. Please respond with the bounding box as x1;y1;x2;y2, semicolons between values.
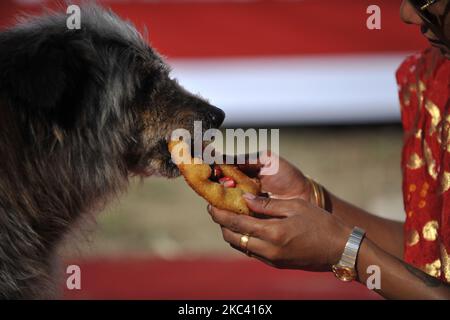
208;106;225;127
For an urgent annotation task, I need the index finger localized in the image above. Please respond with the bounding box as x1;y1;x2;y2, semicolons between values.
207;205;271;239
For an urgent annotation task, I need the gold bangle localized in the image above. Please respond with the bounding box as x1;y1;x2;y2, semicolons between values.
306;176;319;207
318;183;325;209
311;179;320;207
306;176;325;209
317;181;325;209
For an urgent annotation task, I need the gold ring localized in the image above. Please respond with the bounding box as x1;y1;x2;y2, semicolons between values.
239;234;250;251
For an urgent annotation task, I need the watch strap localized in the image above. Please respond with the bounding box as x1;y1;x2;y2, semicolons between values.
337;226;366;268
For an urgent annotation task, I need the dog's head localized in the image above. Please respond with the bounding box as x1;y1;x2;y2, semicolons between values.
0;5;224;180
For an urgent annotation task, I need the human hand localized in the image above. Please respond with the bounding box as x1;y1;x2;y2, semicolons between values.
208;195;351;271
236;151;313;203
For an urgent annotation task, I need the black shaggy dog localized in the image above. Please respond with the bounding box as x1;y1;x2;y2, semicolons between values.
0;5;224;299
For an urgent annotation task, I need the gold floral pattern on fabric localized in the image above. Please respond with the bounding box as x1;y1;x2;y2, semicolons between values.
422;220;439;241
423;259;441;277
418;81;426;92
418;199;427;208
415;129;422;139
445;115;450;153
406;229;420;247
397;48;449;280
423;140;438;180
437;128;442;145
403;89;411;107
441;171;450;194
405;82;426;107
407;153;425;170
420;183;428;197
418;81;426;106
441;245;450;282
425;99;441;135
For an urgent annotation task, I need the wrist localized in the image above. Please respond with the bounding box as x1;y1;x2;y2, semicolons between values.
305;176;326;210
326;218;353;266
355;236;374;284
330;224;367;282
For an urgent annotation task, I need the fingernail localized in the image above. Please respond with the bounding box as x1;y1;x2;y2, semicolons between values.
207;204;212;212
243;193;256;200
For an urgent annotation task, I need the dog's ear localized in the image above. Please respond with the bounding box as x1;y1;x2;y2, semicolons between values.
0;31;100;113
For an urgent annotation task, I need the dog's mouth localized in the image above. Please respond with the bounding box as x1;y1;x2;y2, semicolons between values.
136;139;179;179
139;136;216;179
160;133;221;178
160;139;181;178
138;108;225;179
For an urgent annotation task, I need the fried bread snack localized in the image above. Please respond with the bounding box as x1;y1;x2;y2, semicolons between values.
168;140;261;215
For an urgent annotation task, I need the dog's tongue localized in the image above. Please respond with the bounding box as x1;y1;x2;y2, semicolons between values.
208;165;236;188
219;176;236;188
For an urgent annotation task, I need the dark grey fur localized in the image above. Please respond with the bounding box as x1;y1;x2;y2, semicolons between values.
0;4;224;299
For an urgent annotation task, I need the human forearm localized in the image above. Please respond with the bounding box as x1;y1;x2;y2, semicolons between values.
209;189;450;300
326;191;404;259
355;236;450;299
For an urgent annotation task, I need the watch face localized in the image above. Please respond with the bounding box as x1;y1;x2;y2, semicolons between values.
332;265;356;282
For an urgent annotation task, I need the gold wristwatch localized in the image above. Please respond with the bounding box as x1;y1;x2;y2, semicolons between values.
332;226;366;282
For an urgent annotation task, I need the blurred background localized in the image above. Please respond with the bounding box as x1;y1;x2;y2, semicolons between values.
0;0;428;299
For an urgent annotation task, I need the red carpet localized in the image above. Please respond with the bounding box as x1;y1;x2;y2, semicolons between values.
64;258;382;300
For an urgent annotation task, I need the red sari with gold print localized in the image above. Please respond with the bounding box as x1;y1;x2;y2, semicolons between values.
396;47;450;282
